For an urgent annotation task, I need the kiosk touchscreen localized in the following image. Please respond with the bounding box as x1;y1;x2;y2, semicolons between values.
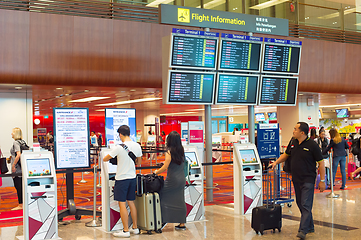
233;143;262;215
21;150;59;240
100;148;131;232
184;146;205;222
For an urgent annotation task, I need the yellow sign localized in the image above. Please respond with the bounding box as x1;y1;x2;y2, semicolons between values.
178;8;190;23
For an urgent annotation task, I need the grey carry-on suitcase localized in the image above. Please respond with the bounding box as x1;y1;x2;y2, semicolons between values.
135;174;162;234
251;167;282;235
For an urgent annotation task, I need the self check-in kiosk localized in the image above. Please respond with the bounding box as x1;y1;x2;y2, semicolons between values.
233;143;262;215
21;149;59;240
100;148;131;232
184;146;205;222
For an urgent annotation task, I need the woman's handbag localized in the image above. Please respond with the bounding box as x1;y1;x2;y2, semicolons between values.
143;173;164;193
0;150;8;174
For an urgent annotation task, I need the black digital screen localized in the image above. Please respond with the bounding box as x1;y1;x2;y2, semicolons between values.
219;40;261;72
216;74;259;105
168;71;215;104
259;76;298;105
171;35;217;69
262;44;301;74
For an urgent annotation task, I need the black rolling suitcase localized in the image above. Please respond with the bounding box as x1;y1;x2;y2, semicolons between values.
251;167;282;235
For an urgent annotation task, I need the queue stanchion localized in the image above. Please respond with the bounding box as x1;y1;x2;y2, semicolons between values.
327;152;339;198
78;171;87;183
96;151;101;188
86;164;102;227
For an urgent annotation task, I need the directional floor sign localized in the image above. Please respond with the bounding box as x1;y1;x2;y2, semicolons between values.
257;123;280;159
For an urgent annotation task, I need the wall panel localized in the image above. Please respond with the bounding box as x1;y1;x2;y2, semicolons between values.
0;9;361;93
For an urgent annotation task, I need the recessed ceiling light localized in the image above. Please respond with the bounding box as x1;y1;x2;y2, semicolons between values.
95;97;162;106
340;95;345;97
130;89;136;92
84;90;89;92
56;87;63;90
69;97;111;103
15;86;22;90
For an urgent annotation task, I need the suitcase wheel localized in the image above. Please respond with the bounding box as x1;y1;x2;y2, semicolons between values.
273;229;275;233
260;231;264;235
278;228;281;232
155;229;162;233
147;230;152;235
254;230;259;235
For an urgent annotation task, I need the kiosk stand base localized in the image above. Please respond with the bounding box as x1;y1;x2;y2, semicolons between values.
58;170;101;221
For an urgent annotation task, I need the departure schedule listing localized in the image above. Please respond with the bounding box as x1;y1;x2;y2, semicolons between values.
263;44;300;73
220;40;261;71
55;109;89;168
169;72;214;103
217;75;258;104
171;36;217;68
261;77;297;104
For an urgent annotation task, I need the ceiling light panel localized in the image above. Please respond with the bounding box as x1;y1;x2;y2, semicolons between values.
249;0;289;10
95;97;162;107
69;97;111;103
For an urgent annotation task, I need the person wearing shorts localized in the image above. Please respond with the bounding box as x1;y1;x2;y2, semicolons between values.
103;125;142;238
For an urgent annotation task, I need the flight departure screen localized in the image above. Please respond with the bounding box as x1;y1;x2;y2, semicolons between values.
259;76;298;105
219;36;262;72
168;71;215;104
216;74;259;105
171;35;218;69
262;38;302;74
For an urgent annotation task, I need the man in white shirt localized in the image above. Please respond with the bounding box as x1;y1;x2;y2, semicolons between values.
103;125;142;238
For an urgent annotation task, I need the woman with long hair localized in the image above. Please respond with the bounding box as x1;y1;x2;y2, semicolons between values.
322;128;349;189
155;131;187;230
9;127;25;210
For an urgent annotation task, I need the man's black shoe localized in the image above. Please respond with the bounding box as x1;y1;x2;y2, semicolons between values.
297;231;306;239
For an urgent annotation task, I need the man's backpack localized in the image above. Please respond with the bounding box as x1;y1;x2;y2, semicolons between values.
351;138;360;156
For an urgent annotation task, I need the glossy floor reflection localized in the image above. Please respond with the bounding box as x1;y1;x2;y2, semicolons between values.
2;188;361;240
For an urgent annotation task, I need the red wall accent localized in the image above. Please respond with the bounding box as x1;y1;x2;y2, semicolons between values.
160;116;202;136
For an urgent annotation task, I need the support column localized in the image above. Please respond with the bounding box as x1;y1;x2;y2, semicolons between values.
248;105;255;143
205;105;213;201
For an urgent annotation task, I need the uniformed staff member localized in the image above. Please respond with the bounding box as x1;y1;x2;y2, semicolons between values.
270;122;325;240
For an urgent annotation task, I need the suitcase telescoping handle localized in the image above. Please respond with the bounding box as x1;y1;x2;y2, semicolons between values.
266;165;276;208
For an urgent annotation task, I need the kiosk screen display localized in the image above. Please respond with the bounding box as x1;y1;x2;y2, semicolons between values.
27;158;51;177
147;136;156;144
239;149;258;163
170;30;218;70
219;37;262;72
216;74;259;105
259;76;298;106
168;71;215;104
185;152;199;167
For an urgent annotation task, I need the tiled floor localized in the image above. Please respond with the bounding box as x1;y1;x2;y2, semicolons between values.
1;188;361;240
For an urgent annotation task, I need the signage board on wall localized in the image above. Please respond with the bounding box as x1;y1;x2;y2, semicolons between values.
105;108;136;145
37;128;47;145
188;121;204;144
159;4;289;36
181;122;189;141
53;108;90;169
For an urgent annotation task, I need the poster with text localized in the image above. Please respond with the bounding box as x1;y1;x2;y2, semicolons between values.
54;108;90;169
105;108;136;145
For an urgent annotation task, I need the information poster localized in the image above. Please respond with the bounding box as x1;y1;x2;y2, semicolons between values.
37;128;47;145
188;121;204;144
105;108;136;145
257;124;280;159
181;122;188;141
54;108;90;169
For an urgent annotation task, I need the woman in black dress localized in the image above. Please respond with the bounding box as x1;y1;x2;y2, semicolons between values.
155;131;186;230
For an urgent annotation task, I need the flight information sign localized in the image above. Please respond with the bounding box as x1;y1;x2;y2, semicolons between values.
216;73;259;105
262;38;302;75
167;70;215;104
259;76;298;106
170;28;219;70
219;34;263;72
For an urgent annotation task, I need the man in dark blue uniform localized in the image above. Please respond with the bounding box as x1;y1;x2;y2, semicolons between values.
270;122;325;240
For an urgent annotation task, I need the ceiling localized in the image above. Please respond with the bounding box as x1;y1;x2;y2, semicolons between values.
2;84;361;118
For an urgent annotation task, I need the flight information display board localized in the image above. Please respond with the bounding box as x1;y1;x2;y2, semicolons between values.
259;76;298;106
215;73;259;105
170;28;219;70
167;70;216;104
262;38;302;75
218;34;263;72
